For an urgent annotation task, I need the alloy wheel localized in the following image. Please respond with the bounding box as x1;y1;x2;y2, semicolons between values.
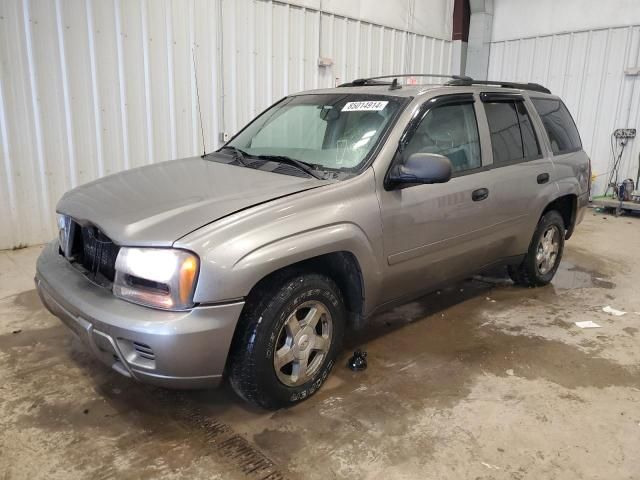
536;225;560;275
273;300;333;387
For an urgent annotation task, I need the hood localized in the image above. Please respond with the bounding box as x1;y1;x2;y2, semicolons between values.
57;156;328;246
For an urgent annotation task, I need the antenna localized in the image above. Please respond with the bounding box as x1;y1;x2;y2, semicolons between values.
192;46;206;157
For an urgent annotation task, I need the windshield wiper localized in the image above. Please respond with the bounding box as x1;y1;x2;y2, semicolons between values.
252;154;326;180
217;146;249;166
216;147;325;179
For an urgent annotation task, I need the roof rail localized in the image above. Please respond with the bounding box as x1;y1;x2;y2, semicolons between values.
446;78;551;94
338;73;551;94
339;73;472;89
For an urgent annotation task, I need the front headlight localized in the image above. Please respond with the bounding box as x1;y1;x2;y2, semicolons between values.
113;247;199;310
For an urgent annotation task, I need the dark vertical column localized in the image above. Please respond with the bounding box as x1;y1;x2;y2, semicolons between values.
452;0;470;74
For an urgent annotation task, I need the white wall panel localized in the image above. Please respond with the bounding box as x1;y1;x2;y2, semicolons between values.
0;0;452;250
492;0;640;43
318;0;453;40
488;26;640;196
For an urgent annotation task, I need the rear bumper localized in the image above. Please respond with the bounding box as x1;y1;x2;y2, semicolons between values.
35;241;244;389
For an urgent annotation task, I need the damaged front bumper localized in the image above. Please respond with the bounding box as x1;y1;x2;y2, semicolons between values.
35;241;244;389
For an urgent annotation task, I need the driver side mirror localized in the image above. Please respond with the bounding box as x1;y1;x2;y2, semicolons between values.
386;153;452;189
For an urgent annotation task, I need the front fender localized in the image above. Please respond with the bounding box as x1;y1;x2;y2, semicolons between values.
188;223;382;313
232;222;382;308
175;170;385;314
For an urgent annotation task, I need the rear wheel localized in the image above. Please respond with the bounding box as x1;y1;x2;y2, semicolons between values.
508;210;565;287
228;272;345;409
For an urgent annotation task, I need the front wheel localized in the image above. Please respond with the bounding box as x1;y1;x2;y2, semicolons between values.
509;210;565;287
228;273;345;409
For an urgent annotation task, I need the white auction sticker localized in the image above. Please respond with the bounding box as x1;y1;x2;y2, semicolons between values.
341;101;388;112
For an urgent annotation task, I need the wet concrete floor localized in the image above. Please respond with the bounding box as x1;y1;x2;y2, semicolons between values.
1;212;639;479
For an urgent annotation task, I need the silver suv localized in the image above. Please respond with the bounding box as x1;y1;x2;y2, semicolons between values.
36;75;590;409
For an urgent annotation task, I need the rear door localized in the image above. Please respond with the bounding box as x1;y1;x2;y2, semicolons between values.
479;92;556;257
376;93;502;303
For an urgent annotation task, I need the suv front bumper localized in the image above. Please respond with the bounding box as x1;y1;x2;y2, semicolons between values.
35;241;244;389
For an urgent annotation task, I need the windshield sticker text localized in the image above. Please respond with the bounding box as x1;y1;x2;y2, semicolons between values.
341;101;388;112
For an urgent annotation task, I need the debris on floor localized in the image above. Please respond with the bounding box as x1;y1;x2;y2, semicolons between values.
11;329;21;334
347;350;368;371
481;462;501;470
575;321;602;329
506;369;514;376
602;306;626;316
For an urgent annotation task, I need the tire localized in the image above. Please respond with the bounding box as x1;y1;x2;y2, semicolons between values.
508;210;565;287
228;272;345;409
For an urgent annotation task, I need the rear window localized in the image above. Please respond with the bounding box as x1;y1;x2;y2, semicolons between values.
483;100;541;165
531;98;582;155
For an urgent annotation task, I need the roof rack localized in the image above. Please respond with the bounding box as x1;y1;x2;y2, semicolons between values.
445;78;551;94
339;74;472;89
339;73;551;94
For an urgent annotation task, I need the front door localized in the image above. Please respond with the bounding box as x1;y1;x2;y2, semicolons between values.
375;93;502;303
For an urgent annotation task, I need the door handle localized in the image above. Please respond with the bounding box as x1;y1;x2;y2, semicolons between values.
471;188;489;201
537;173;550;184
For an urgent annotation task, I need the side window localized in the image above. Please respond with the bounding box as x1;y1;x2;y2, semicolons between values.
531;98;582;154
403;102;482;174
484;100;541;165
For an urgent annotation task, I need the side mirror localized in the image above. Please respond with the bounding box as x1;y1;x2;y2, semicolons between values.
386;153;452;189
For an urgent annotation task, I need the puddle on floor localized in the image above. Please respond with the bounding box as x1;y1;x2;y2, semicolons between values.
552;261;615;290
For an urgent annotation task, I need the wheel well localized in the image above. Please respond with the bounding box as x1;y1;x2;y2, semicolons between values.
542;194;577;239
245;251;364;318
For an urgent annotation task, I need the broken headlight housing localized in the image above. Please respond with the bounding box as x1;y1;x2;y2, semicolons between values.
113;247;199;311
57;213;74;257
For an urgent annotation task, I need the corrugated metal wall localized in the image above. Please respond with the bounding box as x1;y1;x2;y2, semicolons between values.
0;0;453;250
488;25;640;196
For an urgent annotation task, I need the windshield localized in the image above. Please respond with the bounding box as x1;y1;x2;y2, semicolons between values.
227;94;404;172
